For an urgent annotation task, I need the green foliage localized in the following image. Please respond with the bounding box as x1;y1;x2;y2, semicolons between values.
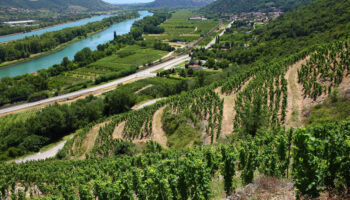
298;41;350;100
1;119;350;199
0;12;139;64
0;0;116;12
147;0;212;8
202;0;312;14
0;14;170;106
103;89;137;116
0;96;105;160
144;9;217;43
221;145;236;196
307;95;350;126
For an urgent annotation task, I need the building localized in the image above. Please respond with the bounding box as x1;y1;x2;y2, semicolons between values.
188;16;207;21
3;20;35;26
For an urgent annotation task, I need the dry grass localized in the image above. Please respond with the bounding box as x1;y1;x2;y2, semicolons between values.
228;176;295;200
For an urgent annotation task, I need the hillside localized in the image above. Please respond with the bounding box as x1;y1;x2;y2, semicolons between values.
0;0;117;12
202;0;313;13
146;0;213;8
1;0;350;199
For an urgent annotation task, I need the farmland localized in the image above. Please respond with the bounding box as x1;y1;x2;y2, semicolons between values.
48;45;168;93
144;9;218;45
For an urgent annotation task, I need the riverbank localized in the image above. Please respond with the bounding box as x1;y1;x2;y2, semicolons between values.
0;12;141;70
0;12;123;43
0;15;100;39
0;27;109;70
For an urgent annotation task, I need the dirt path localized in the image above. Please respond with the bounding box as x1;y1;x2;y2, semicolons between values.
135;84;153;94
78;121;110;159
112;121;126;139
284;57;309;128
216;77;253;138
151;106;167;148
112;106;167;147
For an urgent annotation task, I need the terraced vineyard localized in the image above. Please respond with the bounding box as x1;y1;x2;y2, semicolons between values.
1;0;350;199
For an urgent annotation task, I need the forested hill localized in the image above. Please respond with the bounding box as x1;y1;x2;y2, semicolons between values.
0;0;117;12
146;0;213;8
202;0;312;13
222;0;350;65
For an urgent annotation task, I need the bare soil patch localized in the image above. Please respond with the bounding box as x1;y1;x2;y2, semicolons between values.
118;106;167;147
216;77;253;138
284;56;309;128
135;84;153;94
285;56;350;127
76;121;110;159
112;121;126;139
227;176;295;200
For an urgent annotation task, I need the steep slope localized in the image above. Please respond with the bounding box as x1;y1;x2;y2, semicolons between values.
146;0;213;8
0;0;117;12
202;0;313;13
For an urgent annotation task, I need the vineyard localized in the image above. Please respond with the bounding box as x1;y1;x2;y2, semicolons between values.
298;41;350;99
2;0;350;198
1;28;350;200
1;118;349;199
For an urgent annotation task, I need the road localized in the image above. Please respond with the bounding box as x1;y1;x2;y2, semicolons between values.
0;55;189;115
134;98;165;110
205;20;234;49
14;140;67;163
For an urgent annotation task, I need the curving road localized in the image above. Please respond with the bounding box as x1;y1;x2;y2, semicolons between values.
14;140;67;163
134;98;165;110
0;55;189;115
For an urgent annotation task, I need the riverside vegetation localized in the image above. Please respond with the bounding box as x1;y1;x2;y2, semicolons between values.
0;12;174;106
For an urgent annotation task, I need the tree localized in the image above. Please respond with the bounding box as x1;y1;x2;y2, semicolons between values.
104;89;136;115
180;69;187;78
207;58;216;68
188;68;194;76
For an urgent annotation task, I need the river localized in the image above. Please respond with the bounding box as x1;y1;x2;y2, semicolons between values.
0;11;152;79
0;15;111;43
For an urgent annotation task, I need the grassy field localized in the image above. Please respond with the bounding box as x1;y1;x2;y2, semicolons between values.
0;109;38;133
48;45;168;91
144;9;218;44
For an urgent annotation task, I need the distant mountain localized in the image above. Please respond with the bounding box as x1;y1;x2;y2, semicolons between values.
146;0;213;8
0;0;117;12
202;0;313;14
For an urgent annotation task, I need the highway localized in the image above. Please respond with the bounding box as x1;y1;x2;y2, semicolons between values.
0;55;190;115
